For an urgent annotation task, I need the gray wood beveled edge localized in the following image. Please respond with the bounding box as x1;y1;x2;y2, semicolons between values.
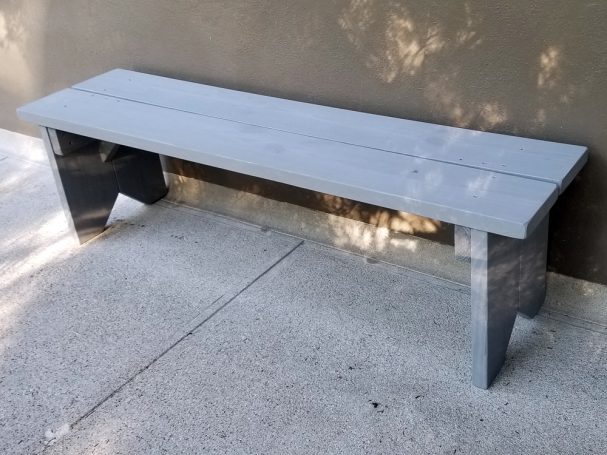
518;216;549;318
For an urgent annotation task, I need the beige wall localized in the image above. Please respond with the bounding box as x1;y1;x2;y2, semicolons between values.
1;0;606;283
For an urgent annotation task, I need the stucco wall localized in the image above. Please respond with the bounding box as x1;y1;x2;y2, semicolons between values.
1;0;605;283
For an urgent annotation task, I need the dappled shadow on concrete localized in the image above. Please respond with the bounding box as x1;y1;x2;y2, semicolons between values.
334;1;593;134
156;0;602;282
331;0;604;283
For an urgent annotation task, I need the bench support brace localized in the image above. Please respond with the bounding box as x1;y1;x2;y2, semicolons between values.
47;129;97;156
517;217;549;318
41;127;168;244
112;146;168;204
470;230;520;389
469;219;549;388
459;219;548;312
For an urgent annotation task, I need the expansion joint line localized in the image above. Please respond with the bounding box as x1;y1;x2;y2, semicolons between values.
42;240;304;450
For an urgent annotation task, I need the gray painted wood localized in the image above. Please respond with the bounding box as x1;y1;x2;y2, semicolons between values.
518;216;549;318
73;69;588;193
40;128;167;243
41;127;119;244
18;89;558;239
454;225;471;262
21;71;587;389
112;146;168;204
458;217;548;321
100;141;120;162
471;229;520;389
47;128;96;156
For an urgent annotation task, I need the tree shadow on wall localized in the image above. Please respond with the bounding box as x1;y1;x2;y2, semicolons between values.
334;0;595;134
329;0;604;282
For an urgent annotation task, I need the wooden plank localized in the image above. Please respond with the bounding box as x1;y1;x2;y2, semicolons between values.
40;127;119;244
73;69;588;193
518;216;549;318
17;89;558;239
471;229;520;388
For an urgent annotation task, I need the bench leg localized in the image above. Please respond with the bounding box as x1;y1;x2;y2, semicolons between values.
112;146;168;204
518;217;549;318
41;128;168;244
470;230;520;389
454;225;471;262
41;127;119;244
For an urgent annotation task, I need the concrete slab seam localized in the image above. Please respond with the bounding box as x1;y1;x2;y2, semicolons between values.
41;240;304;450
538;311;607;335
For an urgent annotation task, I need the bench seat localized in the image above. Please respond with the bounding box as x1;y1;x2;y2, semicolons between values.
17;69;588;388
75;70;585;194
19;86;559;239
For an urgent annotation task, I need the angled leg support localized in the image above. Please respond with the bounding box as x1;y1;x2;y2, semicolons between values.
41;127;119;244
41;128;168;244
470;230;520;389
517;217;549;318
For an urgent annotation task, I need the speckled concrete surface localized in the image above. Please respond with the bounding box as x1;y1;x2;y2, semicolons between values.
1;130;606;454
42;242;607;454
0;134;301;454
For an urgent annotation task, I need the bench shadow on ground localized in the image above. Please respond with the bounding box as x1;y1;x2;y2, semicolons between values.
164;158;451;249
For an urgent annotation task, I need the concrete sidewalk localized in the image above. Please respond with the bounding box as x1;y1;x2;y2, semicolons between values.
1;130;606;454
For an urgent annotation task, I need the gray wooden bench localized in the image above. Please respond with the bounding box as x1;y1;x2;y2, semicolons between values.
17;69;588;388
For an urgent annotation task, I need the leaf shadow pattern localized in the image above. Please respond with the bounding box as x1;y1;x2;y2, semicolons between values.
330;0;606;283
0;0;25;49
